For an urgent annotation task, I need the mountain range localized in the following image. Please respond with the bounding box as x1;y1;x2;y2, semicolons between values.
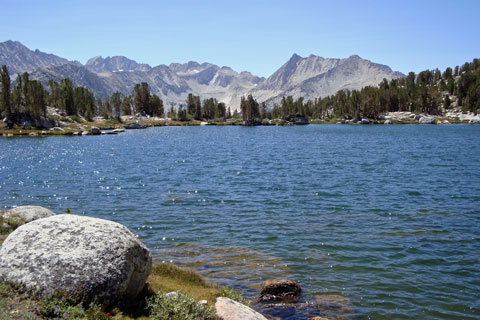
0;40;404;109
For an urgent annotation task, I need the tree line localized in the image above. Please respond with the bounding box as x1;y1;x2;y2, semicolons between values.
0;65;237;124
1;58;479;124
267;58;480;121
0;67;167;123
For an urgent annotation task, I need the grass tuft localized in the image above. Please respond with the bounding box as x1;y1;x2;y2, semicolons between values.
147;263;219;305
146;291;216;320
217;286;246;304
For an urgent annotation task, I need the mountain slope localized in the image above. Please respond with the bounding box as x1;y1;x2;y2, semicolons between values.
0;40;405;109
86;56;152;73
0;40;80;75
28;64;114;99
249;54;404;105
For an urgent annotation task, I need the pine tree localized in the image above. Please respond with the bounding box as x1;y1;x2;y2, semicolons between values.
133;82;151;115
60;78;74;115
29;80;46;119
260;102;267;119
150;94;164;117
0;65;11;118
121;96;132;116
177;105;188;121
186;93;195;116
194;96;201;120
110;91;123;121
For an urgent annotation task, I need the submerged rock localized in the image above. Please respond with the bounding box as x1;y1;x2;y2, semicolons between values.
260;280;302;302
216;297;268;320
255;294;353;320
0;214;152;304
313;295;354;318
2;205;55;223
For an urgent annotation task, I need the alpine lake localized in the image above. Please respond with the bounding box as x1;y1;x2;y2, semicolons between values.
1;124;479;319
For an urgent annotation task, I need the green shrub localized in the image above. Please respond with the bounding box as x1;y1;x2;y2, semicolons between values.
7;218;22;229
38;292;109;320
217;286;246;304
0;215;23;234
59;116;74;123
146;292;216;320
68;115;84;123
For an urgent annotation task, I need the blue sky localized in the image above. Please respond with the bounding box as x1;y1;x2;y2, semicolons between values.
2;0;479;77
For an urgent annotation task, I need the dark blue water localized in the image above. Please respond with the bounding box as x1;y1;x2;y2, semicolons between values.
1;125;479;319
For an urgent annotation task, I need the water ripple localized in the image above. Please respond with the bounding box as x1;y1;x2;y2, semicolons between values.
1;125;479;319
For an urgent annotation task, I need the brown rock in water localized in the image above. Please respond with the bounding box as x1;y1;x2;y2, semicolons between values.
260;279;302;302
254;294;353;320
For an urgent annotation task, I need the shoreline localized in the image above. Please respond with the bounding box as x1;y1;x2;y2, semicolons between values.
1;115;478;137
0;208;350;320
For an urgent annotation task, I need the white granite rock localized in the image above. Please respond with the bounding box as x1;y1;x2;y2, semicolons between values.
215;297;267;320
0;214;152;304
2;205;55;223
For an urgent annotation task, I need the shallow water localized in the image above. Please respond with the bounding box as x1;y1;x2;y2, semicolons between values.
1;125;479;319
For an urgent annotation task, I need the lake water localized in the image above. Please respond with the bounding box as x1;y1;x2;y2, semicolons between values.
1;125;479;319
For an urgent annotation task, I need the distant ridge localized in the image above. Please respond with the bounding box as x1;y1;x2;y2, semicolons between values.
86;56;152;73
249;53;405;105
0;40;404;109
0;40;81;75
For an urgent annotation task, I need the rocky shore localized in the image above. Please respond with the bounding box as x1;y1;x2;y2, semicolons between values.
336;109;480;125
0;206;352;320
2;105;479;137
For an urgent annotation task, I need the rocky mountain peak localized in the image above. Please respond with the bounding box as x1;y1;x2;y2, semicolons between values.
86;56;102;64
0;40;74;75
249;53;405;106
85;55;151;73
348;54;362;60
0;40;405;110
289;53;302;61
